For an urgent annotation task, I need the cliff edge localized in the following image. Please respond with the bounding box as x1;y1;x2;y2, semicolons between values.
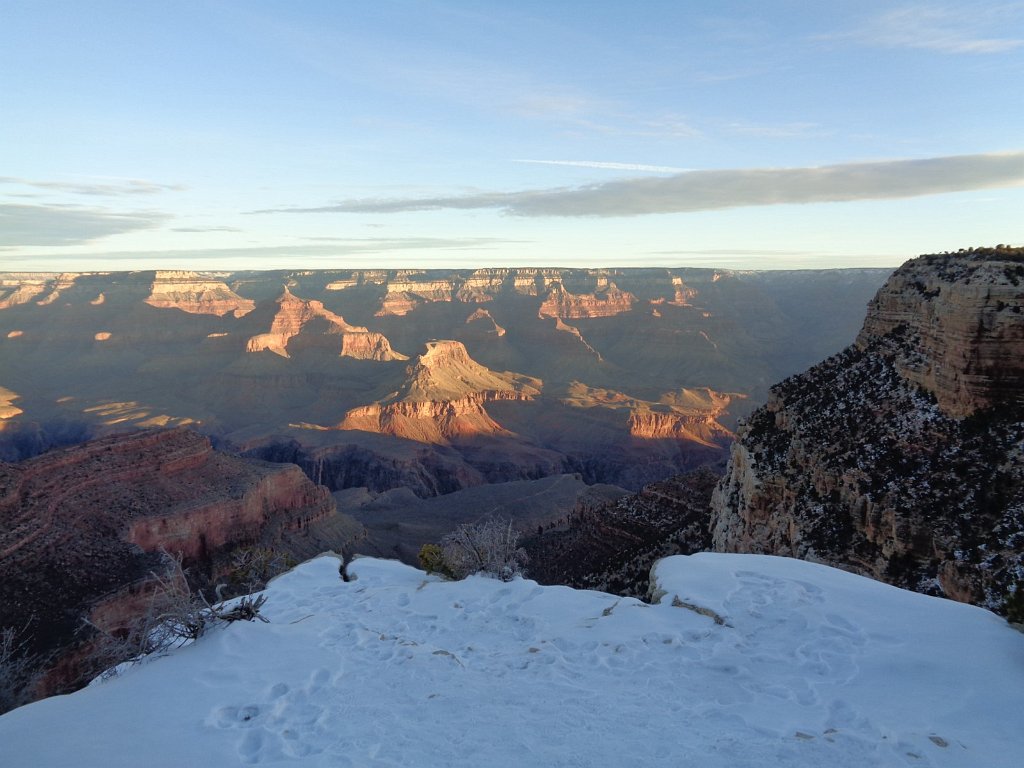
711;248;1024;615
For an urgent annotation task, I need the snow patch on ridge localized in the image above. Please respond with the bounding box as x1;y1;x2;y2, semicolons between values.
1;553;1022;767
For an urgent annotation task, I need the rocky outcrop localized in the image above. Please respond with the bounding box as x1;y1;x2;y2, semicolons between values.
627;410;727;444
35;274;82;306
0;427;348;697
0;277;49;310
0;386;21;420
456;270;506;302
558;383;735;446
538;279;637;319
463;308;506;337
710;249;1024;616
375;276;455;316
247;286;406;360
651;276;697;307
550;318;602;359
144;271;255;317
401;340;539;403
628;389;736;444
337;340;540;443
856;252;1024;418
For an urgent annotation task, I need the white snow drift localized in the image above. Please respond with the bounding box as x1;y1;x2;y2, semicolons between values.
1;553;1022;767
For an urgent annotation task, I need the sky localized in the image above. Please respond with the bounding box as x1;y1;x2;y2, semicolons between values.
1;0;1022;272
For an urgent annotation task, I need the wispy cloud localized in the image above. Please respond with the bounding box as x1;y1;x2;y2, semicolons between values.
512;159;691;173
7;238;526;264
724;121;829;139
0;176;183;196
252;152;1024;218
171;226;241;233
291;236;527;250
0;204;170;246
835;4;1024;54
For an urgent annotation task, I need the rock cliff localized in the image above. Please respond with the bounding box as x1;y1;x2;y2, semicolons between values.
538;279;637;319
0;276;50;310
0;386;21;420
855;253;1024;418
338;340;540;442
710;248;1024;615
247;286;406;360
0;427;352;696
144;270;255;317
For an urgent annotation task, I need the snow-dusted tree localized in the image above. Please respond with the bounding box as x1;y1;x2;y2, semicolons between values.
440;517;528;581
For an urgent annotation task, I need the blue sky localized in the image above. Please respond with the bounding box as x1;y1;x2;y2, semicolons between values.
1;1;1022;271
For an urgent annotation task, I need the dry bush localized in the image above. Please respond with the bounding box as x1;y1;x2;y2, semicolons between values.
86;551;269;681
0;624;43;715
440;518;528;581
226;546;296;594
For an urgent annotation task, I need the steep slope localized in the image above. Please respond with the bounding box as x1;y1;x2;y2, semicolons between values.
711;248;1024;615
246;286;406;360
524;468;720;597
0;427;356;697
337;340;540;442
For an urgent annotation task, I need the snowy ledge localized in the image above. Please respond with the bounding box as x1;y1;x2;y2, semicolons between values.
2;553;1022;767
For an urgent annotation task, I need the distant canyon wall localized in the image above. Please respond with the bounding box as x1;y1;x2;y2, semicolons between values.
0;266;888;493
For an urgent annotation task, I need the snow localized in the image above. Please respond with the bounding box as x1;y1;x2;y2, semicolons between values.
2;553;1023;767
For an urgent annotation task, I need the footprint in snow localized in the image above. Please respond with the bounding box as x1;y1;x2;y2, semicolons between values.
211;704;261;729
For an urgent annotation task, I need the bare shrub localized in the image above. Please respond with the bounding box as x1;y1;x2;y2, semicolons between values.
86;551;270;681
226;546;296;594
440;518;528;581
0;624;43;714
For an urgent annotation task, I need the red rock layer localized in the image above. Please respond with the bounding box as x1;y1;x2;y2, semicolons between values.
248;286;406;360
337;340;539;443
0;428;342;692
538;280;637;319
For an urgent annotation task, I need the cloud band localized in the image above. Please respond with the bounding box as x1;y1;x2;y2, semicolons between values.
254;152;1024;218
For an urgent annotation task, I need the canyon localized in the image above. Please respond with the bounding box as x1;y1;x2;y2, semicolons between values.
709;248;1024;615
0;427;361;698
0;267;886;495
2;253;1022;711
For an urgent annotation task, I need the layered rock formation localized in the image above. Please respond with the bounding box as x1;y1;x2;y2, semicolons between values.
558;382;735;446
538;279;637;319
144;270;255;317
338;340;540;442
711;249;1024;615
0;386;21;420
0;266;888;499
0;277;48;310
35;273;82;306
0;427;353;696
247;286;406;360
856;253;1024;418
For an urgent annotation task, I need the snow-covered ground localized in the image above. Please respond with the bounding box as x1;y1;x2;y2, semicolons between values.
2;553;1022;767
